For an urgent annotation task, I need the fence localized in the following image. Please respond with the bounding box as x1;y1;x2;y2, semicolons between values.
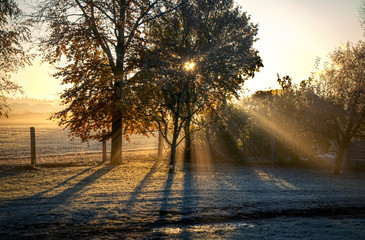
348;138;365;169
0;125;159;166
325;138;365;169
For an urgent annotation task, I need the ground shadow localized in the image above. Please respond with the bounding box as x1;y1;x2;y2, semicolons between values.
148;169;175;239
122;159;162;210
178;158;195;239
0;165;41;180
47;164;115;203
31;165;100;199
158;171;175;220
0;164;116;234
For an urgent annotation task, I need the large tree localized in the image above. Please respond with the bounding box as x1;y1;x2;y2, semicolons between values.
135;0;262;170
317;41;365;174
38;0;186;164
0;0;31;117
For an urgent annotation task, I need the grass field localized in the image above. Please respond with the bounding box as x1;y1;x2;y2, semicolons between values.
0;150;364;239
0;124;159;165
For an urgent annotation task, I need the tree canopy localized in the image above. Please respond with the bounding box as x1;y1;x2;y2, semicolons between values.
134;0;262;168
0;0;31;117
317;41;365;174
38;0;186;164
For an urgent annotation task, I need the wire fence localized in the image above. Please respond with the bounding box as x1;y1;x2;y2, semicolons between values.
0;125;159;166
316;138;365;169
2;124;363;169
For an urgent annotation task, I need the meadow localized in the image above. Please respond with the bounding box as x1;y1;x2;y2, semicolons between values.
0;124;159;165
0;152;364;239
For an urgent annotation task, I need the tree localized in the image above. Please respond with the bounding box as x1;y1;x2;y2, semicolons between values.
136;0;262;170
206;103;250;162
38;0;186;164
317;41;365;174
0;0;31;117
245;74;333;165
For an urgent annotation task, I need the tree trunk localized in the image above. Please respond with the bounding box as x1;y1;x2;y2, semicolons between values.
169;116;180;173
334;146;345;175
111;112;123;165
184;120;192;162
111;57;124;165
169;142;177;173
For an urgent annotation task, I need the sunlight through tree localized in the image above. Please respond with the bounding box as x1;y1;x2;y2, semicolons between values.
134;0;262;171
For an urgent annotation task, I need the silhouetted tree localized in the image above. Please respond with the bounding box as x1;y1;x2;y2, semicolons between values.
207;103;250;162
245;74;332;164
135;0;262;170
317;41;365;174
38;0;186;164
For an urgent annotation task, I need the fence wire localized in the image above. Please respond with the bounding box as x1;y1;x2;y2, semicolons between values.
0;125;159;166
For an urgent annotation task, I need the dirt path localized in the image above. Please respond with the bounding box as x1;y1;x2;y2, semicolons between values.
0;152;364;239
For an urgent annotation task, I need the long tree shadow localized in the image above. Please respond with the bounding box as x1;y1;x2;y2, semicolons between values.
158;171;175;221
122;159;162;210
0;166;40;180
151;157;195;239
32;165;100;199
116;159;174;239
149;169;175;239
48;164;115;202
0;164;115;231
178;158;195;239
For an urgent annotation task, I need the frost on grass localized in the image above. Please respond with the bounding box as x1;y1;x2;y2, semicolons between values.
0;150;364;239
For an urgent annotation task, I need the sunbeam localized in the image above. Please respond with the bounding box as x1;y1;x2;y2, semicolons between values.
191;132;214;173
254;169;298;190
248;101;320;163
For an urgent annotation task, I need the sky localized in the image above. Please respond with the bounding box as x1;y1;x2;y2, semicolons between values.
238;0;364;93
11;0;364;100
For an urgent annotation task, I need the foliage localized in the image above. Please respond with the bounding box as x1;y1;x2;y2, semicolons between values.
243;41;364;173
37;0;186;164
206;103;250;161
244;74;332;164
317;41;365;174
135;0;262;166
0;0;32;117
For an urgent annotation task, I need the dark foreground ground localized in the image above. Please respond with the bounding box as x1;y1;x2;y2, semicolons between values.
0;151;364;239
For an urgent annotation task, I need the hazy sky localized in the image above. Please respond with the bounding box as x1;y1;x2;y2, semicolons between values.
239;0;364;93
12;0;364;99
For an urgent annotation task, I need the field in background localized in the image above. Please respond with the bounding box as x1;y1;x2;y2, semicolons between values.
0;124;159;165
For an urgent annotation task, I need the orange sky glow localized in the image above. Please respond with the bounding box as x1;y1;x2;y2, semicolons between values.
11;0;364;100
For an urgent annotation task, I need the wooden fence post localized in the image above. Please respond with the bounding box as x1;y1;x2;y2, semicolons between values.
30;127;36;166
102;130;107;163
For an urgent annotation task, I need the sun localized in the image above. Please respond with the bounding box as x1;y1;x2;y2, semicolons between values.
184;61;195;71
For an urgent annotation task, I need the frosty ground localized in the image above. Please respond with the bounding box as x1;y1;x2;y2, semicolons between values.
0;150;364;239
